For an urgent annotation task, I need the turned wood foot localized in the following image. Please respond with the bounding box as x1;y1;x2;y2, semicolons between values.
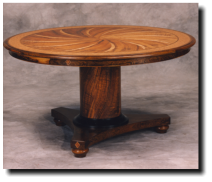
72;148;89;158
54;118;66;126
155;125;169;133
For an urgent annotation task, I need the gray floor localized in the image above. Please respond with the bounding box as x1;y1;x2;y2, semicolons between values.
3;61;198;169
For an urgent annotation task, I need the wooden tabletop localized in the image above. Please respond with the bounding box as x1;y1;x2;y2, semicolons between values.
4;25;196;67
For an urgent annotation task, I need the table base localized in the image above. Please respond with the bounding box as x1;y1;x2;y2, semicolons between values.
51;107;170;158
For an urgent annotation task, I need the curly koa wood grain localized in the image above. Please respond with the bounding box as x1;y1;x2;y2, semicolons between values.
4;25;195;67
19;27;179;53
72;66;128;128
80;67;121;119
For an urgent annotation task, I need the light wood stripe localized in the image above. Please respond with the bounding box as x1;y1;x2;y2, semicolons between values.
104;41;116;52
3;25;195;62
121;40;146;49
63;40;103;52
59;29;82;38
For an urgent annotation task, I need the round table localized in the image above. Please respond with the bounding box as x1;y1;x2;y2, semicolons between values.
4;25;196;157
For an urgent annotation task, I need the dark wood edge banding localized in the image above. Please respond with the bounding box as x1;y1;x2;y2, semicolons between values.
9;48;190;67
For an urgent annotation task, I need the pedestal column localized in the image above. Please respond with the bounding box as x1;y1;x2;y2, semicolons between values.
73;66;128;128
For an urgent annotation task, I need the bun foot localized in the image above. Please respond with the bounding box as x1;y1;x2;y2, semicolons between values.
52;108;171;157
72;148;89;158
155;125;169;133
54;118;66;126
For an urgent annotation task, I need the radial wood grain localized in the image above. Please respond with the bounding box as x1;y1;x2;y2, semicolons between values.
3;25;196;67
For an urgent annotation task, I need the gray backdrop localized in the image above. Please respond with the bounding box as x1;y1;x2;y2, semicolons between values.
3;3;198;169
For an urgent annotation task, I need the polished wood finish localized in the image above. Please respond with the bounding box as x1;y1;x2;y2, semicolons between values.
4;25;196;158
156;125;169;133
8;49;190;67
52;108;170;157
72;148;89;158
74;66;128;129
80;67;121;119
4;25;195;67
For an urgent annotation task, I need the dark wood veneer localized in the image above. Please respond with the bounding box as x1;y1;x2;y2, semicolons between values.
52;108;170;157
80;67;121;119
8;48;190;67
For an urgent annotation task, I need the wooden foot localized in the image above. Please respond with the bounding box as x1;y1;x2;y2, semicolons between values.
72;148;89;158
155;125;169;133
51;107;170;158
54;118;66;126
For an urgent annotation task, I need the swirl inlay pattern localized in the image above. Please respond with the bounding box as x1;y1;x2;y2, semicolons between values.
4;25;196;66
20;27;178;54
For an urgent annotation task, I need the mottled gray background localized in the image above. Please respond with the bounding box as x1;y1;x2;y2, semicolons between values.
3;3;198;169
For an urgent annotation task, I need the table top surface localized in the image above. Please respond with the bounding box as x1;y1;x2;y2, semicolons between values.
4;25;196;67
